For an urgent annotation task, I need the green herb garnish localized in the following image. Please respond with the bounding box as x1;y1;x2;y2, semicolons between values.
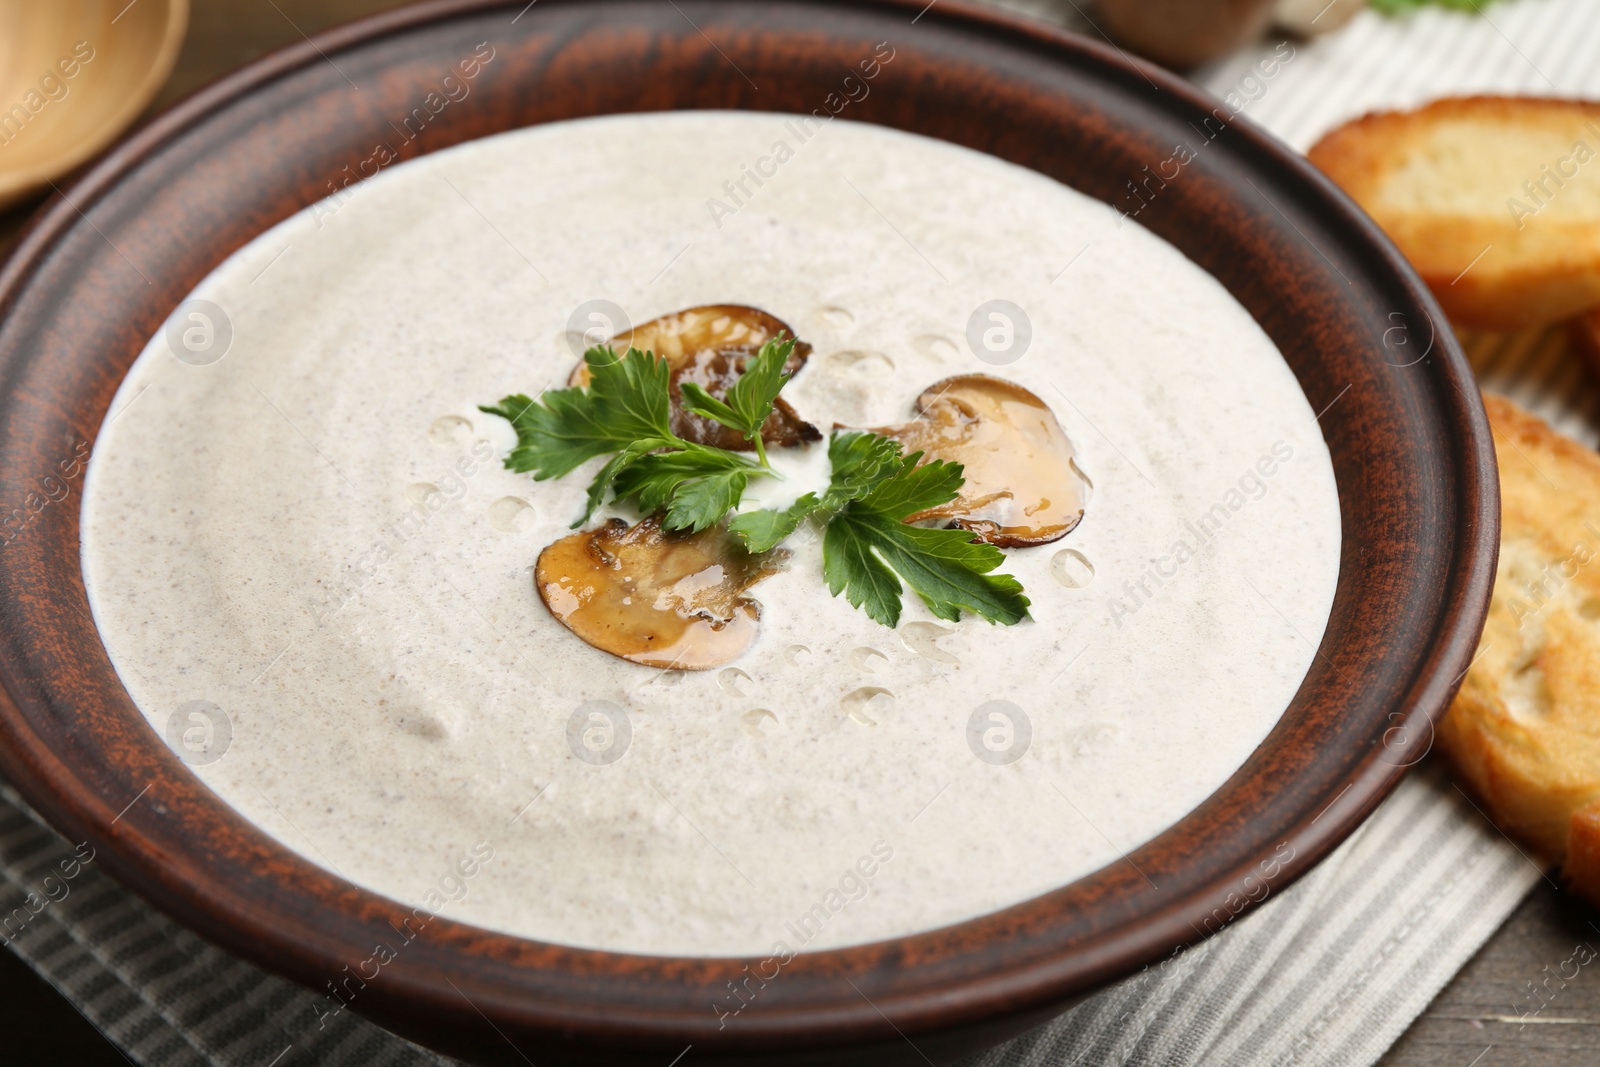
676;333;792;467
725;430;900;552
482;340;1029;627
730;432;1028;626
479;339;796;532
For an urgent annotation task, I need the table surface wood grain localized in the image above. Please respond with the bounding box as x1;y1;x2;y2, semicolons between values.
2;2;1598;1065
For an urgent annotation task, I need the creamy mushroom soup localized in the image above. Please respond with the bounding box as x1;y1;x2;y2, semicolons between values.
81;112;1341;956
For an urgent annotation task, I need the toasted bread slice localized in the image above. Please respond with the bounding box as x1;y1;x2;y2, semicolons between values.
1439;395;1600;903
1308;97;1600;331
1571;305;1600;381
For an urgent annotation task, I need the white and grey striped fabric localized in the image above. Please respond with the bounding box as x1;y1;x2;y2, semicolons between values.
5;0;1597;1063
960;767;1543;1067
0;778;458;1066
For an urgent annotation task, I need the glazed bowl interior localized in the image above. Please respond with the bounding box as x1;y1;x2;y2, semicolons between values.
0;2;1495;1065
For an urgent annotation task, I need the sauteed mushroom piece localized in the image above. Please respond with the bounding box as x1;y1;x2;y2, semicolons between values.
535;515;788;669
570;305;820;451
874;375;1087;547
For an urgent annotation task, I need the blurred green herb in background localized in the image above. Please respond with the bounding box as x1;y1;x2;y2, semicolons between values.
1371;0;1508;13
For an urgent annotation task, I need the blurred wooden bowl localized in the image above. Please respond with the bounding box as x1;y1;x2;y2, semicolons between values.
0;0;188;210
1094;0;1278;70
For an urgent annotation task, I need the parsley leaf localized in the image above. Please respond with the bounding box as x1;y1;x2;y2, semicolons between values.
816;431;902;509
824;450;1030;627
728;492;818;553
612;447;757;532
582;441;660;527
483;344;770;530
731;431;1029;627
727;431;899;552
663;468;752;532
678;336;795;464
479;346;674;480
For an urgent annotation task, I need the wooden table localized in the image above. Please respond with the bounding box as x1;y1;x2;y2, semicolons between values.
2;2;1599;1064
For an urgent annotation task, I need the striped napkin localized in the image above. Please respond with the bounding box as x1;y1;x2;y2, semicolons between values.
6;0;1597;1063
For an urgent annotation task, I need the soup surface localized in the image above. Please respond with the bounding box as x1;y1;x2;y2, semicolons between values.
81;112;1341;955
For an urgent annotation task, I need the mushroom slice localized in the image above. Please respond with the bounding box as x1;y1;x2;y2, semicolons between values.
535;515;789;670
874;375;1087;547
570;305;821;451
